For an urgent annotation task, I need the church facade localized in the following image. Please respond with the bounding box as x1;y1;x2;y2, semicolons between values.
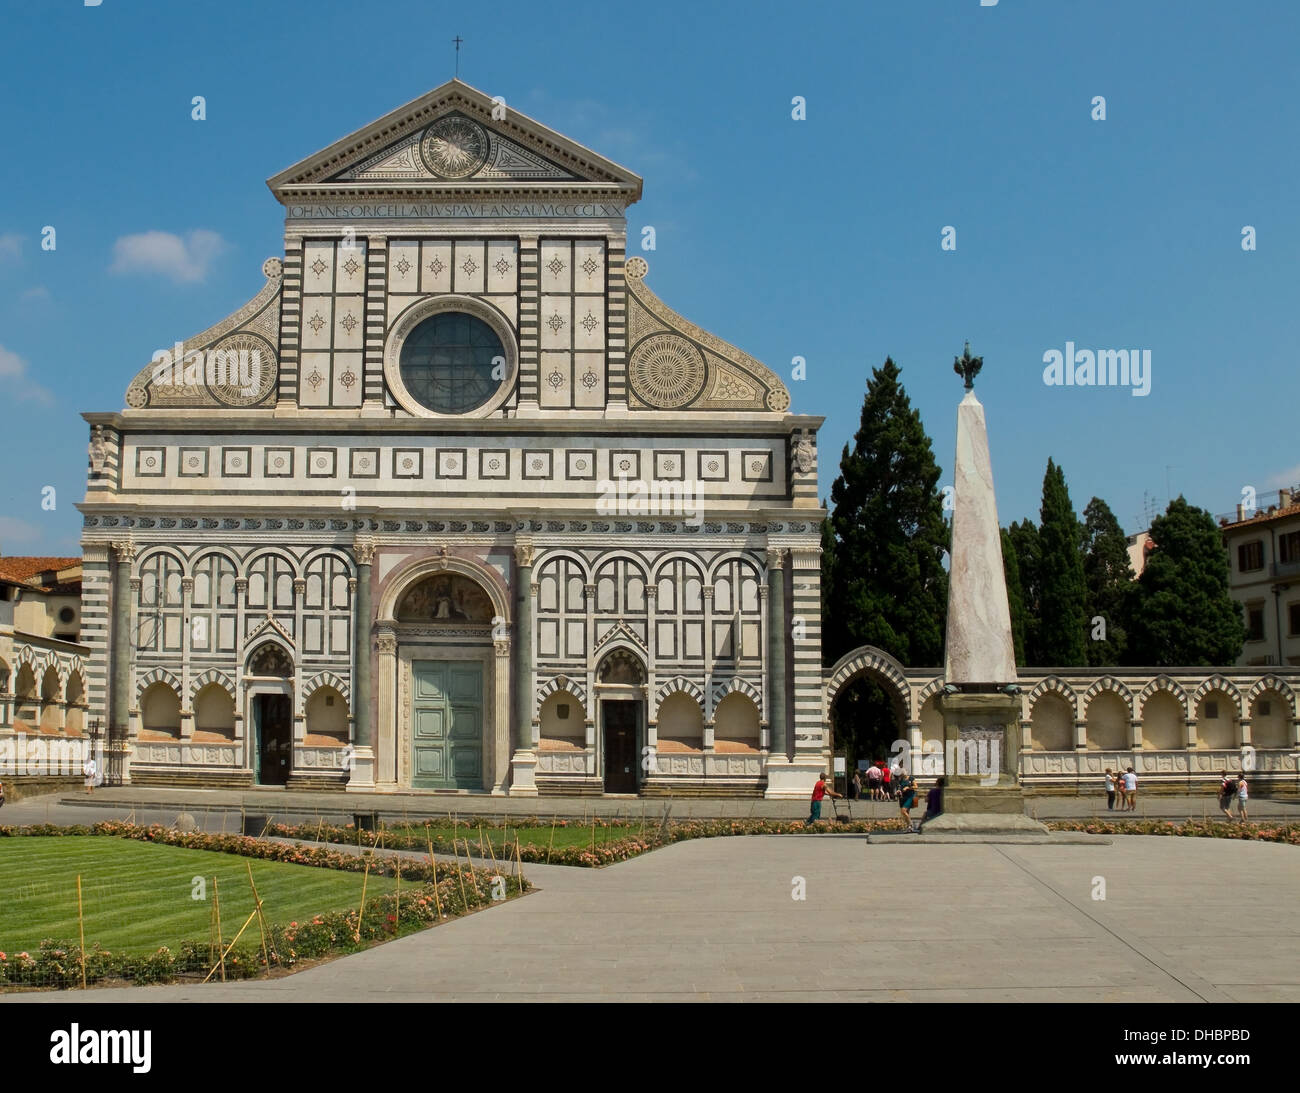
79;81;827;797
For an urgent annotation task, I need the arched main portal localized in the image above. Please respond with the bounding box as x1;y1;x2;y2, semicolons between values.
595;647;646;794
823;646;913;785
376;556;511;792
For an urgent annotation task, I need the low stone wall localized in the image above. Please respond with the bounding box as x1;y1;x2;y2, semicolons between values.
0;776;82;803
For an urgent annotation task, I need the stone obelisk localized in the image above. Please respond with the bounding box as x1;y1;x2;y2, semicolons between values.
927;345;1046;832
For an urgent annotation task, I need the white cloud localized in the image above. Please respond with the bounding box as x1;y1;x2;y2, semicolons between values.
109;229;226;283
1265;464;1300;489
0;233;22;264
0;344;54;404
19;286;50;303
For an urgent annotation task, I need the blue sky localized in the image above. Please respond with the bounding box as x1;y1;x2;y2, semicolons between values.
1;0;1296;555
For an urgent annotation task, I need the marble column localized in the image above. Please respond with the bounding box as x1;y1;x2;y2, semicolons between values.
110;542;135;738
346;538;376;790
765;547;787;757
510;540;538;795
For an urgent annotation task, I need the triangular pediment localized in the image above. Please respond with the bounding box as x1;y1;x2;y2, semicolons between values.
267;80;642;202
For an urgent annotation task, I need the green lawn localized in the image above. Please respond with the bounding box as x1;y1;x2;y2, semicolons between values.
383;822;645;853
0;838;396;956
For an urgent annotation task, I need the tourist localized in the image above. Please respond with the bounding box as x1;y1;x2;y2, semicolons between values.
918;775;945;833
0;778;5;808
851;769;862;801
881;763;893;801
1218;770;1237;819
1104;768;1116;811
1235;774;1249;821
82;755;97;795
866;762;882;801
896;769;919;832
1123;766;1138;811
807;772;841;825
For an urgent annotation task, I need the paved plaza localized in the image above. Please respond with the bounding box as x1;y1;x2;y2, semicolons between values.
4;813;1297;1003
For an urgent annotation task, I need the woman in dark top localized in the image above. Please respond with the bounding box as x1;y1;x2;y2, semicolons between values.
918;775;945;833
896;770;918;832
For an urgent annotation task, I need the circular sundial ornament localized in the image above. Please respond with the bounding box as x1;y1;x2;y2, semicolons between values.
766;387;791;412
420;116;489;179
624;256;648;280
206;333;277;407
262;256;283;279
628;333;706;409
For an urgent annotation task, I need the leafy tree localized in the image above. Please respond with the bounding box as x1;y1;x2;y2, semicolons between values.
1006;519;1042;664
1081;497;1133;665
1037;459;1088;666
822;358;950;765
1125;497;1246;666
1001;527;1027;667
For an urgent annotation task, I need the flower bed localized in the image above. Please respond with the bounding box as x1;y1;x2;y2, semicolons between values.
1044;818;1300;844
0;823;528;991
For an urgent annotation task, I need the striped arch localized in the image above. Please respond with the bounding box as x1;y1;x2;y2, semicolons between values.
657;675;705;704
1193;675;1244;717
824;645;911;718
245;546;303;577
16;645;38;669
136;546;188;575
137;666;182;700
706;551;762;583
1138;674;1190;718
189;668;236;702
1247;675;1296;715
191;546;242;569
536;673;588;708
533;549;593;582
711;676;762;708
1029;676;1080;719
303;670;350;703
914;676;946;720
1083;675;1135;716
650;552;707;583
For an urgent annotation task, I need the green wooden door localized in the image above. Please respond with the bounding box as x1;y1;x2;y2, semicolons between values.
412;661;483;789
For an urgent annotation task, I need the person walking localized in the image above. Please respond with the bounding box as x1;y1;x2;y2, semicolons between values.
1104;768;1116;811
1235;774;1249;822
918;775;945;833
807;772;841;825
1123;766;1138;811
866;762;882;801
1218;770;1237;819
896;769;919;833
82;755;97;795
880;763;892;802
851;769;862;801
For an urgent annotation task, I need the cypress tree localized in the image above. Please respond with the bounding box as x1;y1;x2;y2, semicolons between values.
822;358;950;765
1037;459;1088;666
1125;497;1246;666
1001;527;1027;667
1081;497;1133;666
1007;518;1042;665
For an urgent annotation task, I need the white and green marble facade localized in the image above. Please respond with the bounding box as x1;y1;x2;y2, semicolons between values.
79;80;826;796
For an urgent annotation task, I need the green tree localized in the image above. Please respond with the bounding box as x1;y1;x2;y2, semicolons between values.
1001;527;1027;667
1081;497;1133;666
822;358;950;765
1125;497;1246;666
1007;518;1042;664
1037;458;1088;666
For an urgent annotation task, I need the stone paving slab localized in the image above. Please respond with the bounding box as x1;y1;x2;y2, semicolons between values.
4;833;1295;1003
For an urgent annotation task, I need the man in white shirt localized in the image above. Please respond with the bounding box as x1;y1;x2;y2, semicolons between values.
1122;767;1137;811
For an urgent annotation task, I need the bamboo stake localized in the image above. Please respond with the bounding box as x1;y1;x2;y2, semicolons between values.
426;833;444;922
484;825;500;873
463;840;483;898
451;837;470;910
354;861;370;942
516;837;525;891
478;823;487;862
246;861;274;975
547;814;557;864
395;855;401;929
76;874;87;990
204;908;260;983
212;875;225;982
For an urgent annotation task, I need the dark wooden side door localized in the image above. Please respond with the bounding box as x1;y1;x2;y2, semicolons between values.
603;700;639;793
256;694;292;785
